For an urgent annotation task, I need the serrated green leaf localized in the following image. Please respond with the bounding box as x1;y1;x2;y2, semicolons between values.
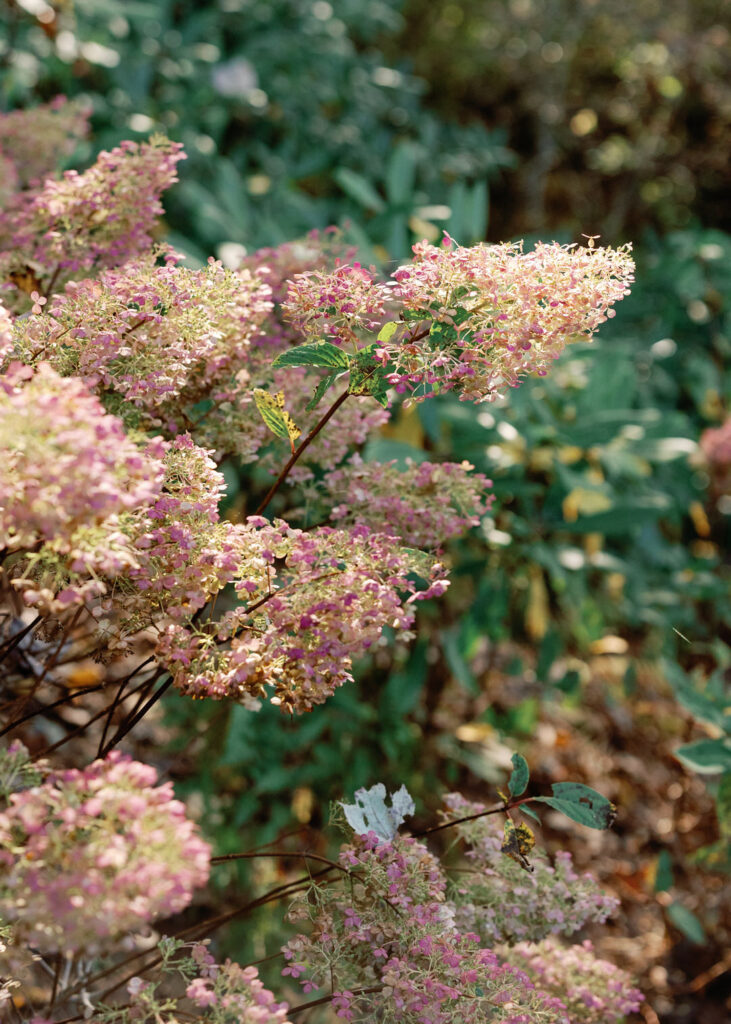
508;753;530;797
348;344;390;400
272;341;349;370
535;782;616;830
306;372;338;412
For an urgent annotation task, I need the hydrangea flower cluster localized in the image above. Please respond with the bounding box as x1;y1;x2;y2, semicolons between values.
284;832;569;1024
183;946;292;1023
442;793;618;943
501;939;643;1023
0;751;210;953
0;363;164;552
700;415;731;496
156;520;447;711
323;455;493;549
0;97;90;190
376;236;635;402
0;136;184;304
9;253;272;431
283;261;386;346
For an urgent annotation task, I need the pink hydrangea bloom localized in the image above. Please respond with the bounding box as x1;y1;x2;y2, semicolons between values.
12;254;272;431
0;362;164;552
700;416;731;467
0;97;90;189
0;752;210;953
284;834;570;1024
378;236;634;403
323;455;492;549
283;261;386;346
156;520;447;712
442;793;619;943
0;136;184;302
502;938;643;1023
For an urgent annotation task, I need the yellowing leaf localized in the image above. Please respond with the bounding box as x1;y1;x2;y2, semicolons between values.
562;487;612;522
253;388;300;450
525;565;549;641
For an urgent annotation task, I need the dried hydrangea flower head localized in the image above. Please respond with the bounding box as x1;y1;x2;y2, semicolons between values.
0;752;210;953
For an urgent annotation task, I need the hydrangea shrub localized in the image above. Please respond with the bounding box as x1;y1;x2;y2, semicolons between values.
0;101;641;1023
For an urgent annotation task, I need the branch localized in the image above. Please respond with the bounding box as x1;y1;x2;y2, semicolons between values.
254;390;350;515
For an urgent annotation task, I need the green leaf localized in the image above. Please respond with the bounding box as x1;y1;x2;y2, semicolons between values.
666;902;706;944
654;849;674;892
333;168;385;212
519;804;542;825
675;738;731;774
272;341;349;370
534;782;617;830
377;321;398;343
348;344;390;403
508;753;530;797
305;372;338;412
252;388;300;446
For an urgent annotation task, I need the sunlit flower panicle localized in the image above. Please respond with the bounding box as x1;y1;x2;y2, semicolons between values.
121;435;253;625
379;236;634;402
282;261;386;347
0;752;210;953
322;455;493;549
284;834;570;1024
442;793;618;943
0;97;90;189
501;939;643;1024
242;228;359;352
0;136;184;303
184;960;292;1022
10;254;272;431
156;521;447;712
0;362;165;553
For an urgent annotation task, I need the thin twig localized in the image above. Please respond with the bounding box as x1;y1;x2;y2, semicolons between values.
0;682;108;740
254;390;350;515
98;675;172;757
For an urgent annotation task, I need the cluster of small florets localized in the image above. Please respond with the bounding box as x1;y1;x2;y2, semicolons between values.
156;520;447;711
85;940;293;1024
10;253;272;432
0;97;90;190
283;832;569;1024
323;455;493;549
0;135;184;305
0;363;166;610
283;261;386;347
0;752;210;954
0;363;164;552
500;939;643;1024
376;236;635;403
442;793;618;943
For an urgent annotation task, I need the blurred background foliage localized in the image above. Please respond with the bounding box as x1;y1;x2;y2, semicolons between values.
3;0;730;1017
